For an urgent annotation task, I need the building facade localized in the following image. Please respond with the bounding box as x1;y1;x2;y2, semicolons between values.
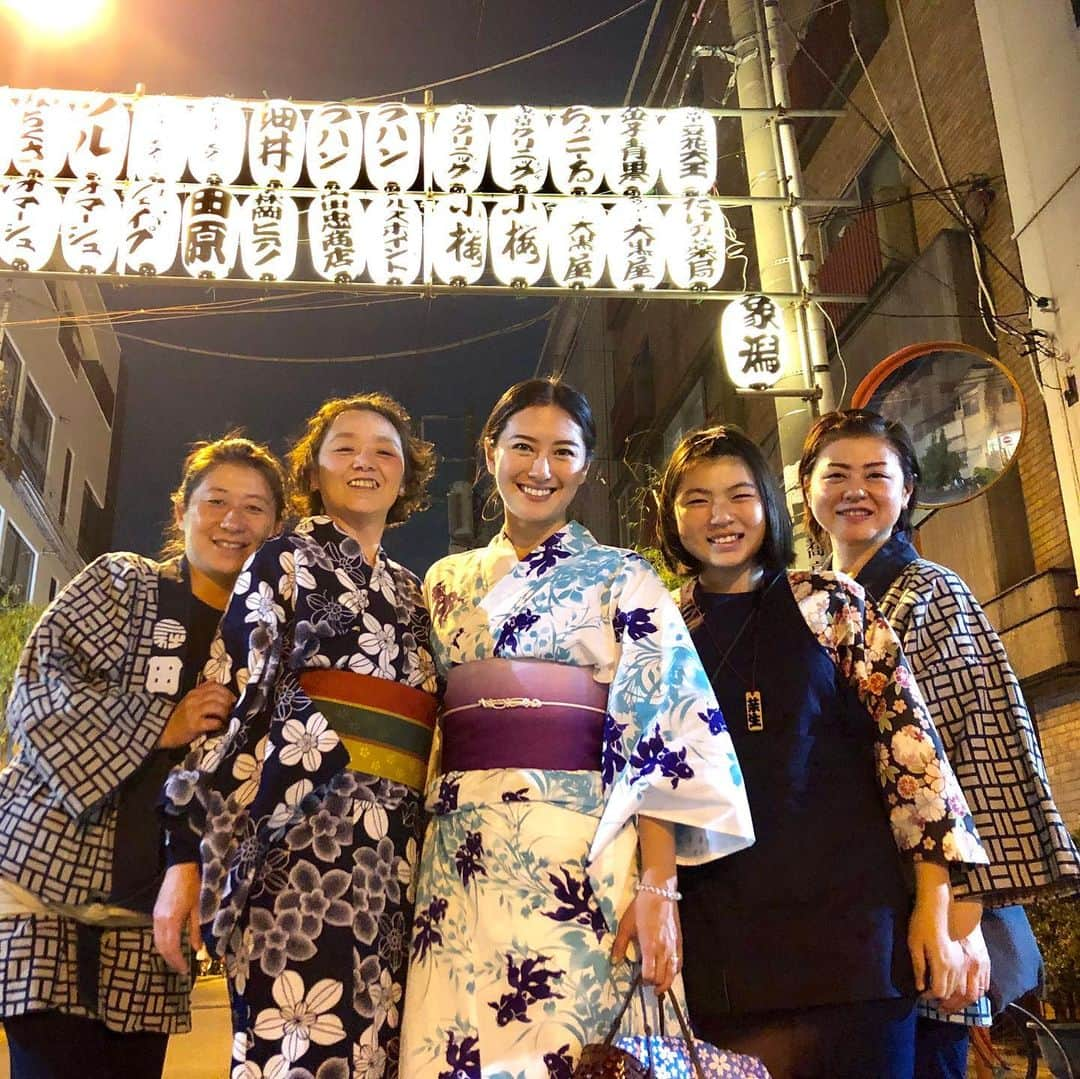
544;0;1080;827
0;276;122;605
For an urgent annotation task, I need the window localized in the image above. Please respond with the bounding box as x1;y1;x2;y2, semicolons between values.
59;449;73;526
82;359;115;425
819;141;903;258
48;577;58;601
17;378;52;492
661;381;705;464
58;322;82;376
78;483;110;563
0;523;36;602
0;336;22;450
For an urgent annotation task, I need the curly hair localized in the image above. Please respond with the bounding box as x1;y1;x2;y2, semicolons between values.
161;432;287;558
285;392;436;526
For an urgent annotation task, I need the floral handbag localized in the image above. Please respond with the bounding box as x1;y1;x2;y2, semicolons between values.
574;975;771;1079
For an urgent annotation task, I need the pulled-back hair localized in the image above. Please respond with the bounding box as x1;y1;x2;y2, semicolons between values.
286;392;436;525
161;432;286;558
798;408;921;548
480;378;597;460
656;425;794;577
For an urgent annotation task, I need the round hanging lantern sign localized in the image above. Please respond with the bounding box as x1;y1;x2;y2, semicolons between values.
431;104;489;193
364;102;421;192
68;94;130;180
490;195;548;286
720;294;788;389
660;107;717;196
607;196;665;290
490;106;549;193
550;105;605;195
306;103;363;189
428;194;487;285
61;176;122;274
181;181;240;279
188;97;247;185
0;94;14;176
308;184;364;283
240;185;299;282
12;93;70;178
120;179;181;276
129;96;190;182
0;174;62;270
666;197;727;290
549;197;607;289
249;99;305;189
365;194;422;286
605;107;661;196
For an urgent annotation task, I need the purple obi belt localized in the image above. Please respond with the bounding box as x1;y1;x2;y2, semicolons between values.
441;658;608;772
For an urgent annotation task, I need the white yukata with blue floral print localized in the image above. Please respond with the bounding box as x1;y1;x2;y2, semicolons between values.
400;523;755;1079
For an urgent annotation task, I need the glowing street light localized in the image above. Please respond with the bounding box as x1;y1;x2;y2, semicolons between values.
3;0;112;39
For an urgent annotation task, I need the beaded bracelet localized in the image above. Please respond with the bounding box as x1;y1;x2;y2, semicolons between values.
635;881;682;901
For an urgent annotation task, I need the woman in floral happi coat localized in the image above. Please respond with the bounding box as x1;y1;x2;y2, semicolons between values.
155;394;439;1079
400;379;756;1079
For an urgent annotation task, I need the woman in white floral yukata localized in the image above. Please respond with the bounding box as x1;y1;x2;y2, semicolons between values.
400;378;756;1079
154;393;439;1079
657;425;989;1079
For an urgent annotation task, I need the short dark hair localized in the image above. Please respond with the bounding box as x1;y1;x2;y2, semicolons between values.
798;408;921;547
657;425;795;576
480;378;597;460
286;392;436;526
161;432;287;558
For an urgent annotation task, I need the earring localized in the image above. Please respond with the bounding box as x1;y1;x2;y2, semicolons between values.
480;489;502;522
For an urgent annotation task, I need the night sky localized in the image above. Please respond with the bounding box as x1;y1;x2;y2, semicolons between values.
2;0;668;571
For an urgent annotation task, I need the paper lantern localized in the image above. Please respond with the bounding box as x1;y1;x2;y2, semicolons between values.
666;197;727;290
306;103;363;189
431;104;489;193
364;103;421;192
605;107;661;196
607;197;665;290
0;174;62;270
550;105;605;195
120;179;181;276
181;182;239;279
428;194;487;285
188;97;247;185
660;107;717;196
308;184;364;283
489;195;547;287
490;106;549;193
0;94;14;175
12;93;70;178
720;294;788;389
549;197;607;289
365;194;422;285
239;185;298;282
61;176;122;274
129;96;190;181
249;99;305;188
68;94;130;180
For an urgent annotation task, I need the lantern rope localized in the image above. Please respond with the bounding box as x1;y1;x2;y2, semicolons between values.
114;307;554;364
351;0;651;103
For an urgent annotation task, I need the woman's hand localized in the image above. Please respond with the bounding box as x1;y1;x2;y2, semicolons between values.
909;862;965;1002
156;682;236;749
939;899;991;1012
153;862;201;974
612;883;683;995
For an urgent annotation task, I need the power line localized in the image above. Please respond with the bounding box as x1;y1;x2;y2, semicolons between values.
116;307;554;364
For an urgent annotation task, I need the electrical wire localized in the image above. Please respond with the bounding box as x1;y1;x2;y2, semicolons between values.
115;307;554;364
814;300;847;404
351;1;651;103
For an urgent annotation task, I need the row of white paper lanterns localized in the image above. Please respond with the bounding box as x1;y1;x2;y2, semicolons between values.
0;177;730;290
0;93;718;197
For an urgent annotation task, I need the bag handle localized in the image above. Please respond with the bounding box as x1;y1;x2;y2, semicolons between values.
659;992;708;1079
599;971;644;1047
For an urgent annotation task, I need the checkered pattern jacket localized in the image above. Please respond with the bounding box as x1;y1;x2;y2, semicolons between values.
0;552;184;907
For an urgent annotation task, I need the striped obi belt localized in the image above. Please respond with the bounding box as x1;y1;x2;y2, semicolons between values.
298;670;437;791
441;658;608;772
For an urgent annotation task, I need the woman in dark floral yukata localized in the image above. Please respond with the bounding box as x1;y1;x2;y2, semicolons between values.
155;393;438;1079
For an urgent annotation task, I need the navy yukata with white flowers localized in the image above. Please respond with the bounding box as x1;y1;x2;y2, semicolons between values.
161;516;437;1079
400;522;755;1079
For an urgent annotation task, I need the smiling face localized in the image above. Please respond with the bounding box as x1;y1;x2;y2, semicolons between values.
311;408;406;531
485;403;590;540
805;434;913;570
674;456;768;592
179;462;279;596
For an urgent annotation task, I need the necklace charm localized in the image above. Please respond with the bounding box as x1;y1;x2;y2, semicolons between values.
745;690;764;732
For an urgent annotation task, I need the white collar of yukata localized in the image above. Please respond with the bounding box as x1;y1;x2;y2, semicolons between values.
490;519;598;562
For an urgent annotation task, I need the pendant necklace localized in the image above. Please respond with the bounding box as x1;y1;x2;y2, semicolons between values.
692;572;781;733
